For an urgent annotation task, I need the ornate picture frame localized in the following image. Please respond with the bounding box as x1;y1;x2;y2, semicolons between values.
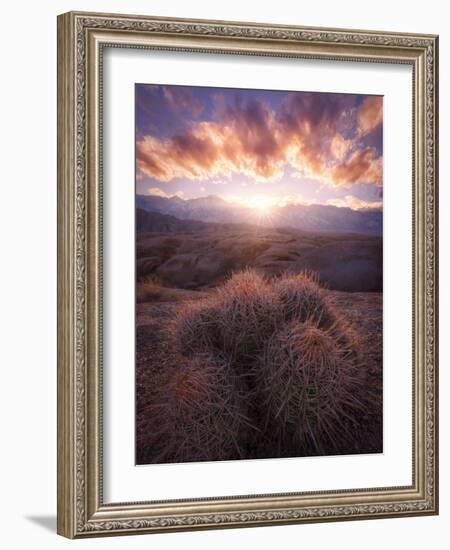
57;11;438;538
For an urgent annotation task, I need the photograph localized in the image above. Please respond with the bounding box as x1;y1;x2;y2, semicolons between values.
135;83;384;465
55;10;438;538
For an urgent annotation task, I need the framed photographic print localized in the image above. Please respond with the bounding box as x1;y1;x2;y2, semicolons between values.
57;11;439;538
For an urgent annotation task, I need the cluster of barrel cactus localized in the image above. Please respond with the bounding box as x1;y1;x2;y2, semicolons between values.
139;269;372;463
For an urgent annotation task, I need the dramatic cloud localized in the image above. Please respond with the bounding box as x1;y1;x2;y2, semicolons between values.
136;87;383;190
136;115;287;182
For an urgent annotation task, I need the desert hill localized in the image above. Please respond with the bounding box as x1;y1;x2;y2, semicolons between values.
136;210;382;292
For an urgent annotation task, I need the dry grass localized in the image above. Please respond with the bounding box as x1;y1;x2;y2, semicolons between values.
136;274;164;303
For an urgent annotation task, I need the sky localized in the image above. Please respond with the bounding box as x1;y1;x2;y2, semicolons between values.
135;84;383;211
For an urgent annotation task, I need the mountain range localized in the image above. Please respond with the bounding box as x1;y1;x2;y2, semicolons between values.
136;194;382;235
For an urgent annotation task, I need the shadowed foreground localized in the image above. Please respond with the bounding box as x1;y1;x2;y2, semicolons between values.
136;270;382;465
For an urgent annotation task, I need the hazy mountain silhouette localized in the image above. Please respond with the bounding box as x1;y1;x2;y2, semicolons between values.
136;194;382;235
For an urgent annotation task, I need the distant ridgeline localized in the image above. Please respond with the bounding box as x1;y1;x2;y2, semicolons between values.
136;194;382;236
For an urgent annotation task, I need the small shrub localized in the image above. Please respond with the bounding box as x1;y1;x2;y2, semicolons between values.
256;320;368;455
140;273;163;285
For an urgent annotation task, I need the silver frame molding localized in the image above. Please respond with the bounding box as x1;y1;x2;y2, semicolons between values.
57;11;439;538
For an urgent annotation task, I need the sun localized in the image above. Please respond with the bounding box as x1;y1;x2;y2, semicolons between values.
248;196;274;211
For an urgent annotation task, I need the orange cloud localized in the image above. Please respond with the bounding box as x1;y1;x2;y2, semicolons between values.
330;134;352;161
357;96;383;135
326;148;382;187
